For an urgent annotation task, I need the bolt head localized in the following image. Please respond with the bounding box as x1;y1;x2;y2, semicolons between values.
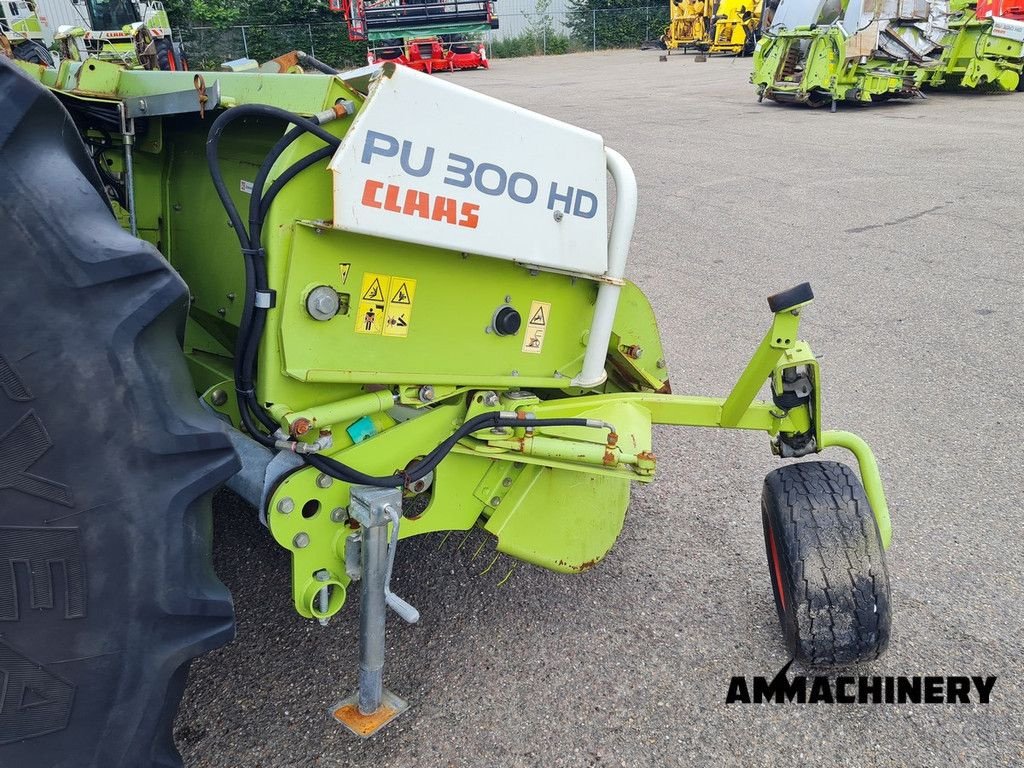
331;507;347;522
277;497;295;514
419;385;435;402
483;392;499;407
211;389;228;407
293;532;310;549
502;477;513;487
553;210;564;222
490;496;501;506
315;569;331;582
306;286;340;321
316;473;333;489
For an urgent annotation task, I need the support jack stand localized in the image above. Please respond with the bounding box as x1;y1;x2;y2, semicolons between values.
332;486;419;738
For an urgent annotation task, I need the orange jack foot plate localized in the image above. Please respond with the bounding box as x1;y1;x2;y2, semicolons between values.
331;690;409;738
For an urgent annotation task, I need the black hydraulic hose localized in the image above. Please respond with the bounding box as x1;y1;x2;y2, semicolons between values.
248;120;337;245
248;124;305;244
205;105;339;433
296;51;341;75
236;117;340;416
258;144;335;220
306;414;600;488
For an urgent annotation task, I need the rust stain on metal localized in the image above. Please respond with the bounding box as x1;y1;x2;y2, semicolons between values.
556;557;601;572
607;356;646;393
636;450;657;469
606;432;619;447
656;379;673;394
332;703;399;736
268;51;301;73
603;448;617;466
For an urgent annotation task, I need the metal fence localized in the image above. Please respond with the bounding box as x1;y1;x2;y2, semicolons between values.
178;9;669;70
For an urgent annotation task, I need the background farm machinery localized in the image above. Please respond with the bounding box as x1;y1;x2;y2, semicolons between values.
0;0;186;69
331;0;498;71
663;0;763;53
0;0;52;63
753;0;1024;106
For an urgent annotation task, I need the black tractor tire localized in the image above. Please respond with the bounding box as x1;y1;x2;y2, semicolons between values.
155;37;180;71
0;58;237;766
11;39;54;67
761;461;891;666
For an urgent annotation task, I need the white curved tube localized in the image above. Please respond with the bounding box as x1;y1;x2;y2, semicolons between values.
573;146;638;388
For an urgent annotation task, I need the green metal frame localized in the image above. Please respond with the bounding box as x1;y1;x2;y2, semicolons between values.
916;6;1023;91
752;26;919;106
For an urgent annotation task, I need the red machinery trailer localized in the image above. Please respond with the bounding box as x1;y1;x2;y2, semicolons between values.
330;0;499;72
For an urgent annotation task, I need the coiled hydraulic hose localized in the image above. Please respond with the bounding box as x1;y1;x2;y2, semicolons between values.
205;102;606;488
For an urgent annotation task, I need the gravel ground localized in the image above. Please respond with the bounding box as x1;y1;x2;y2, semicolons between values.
177;50;1024;767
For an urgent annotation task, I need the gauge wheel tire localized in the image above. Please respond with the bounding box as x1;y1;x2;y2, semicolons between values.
0;59;238;767
11;39;54;66
761;460;891;666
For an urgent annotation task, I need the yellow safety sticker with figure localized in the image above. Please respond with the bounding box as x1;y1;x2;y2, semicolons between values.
355;272;390;334
383;277;416;337
355;272;417;337
522;300;550;354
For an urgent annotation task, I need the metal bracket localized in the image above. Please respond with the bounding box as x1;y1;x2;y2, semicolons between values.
123;79;222;118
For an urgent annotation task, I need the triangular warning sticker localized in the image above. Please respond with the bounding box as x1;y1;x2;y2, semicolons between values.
391;282;411;304
339;263;351;284
363;278;384;301
529;306;546;326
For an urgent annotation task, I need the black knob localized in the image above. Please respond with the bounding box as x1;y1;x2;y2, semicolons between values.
493;306;522;336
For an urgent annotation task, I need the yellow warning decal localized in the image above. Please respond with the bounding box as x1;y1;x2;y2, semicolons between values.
522;300;550;354
339;263;351;284
355;272;390;335
354;272;417;337
383;277;416;337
